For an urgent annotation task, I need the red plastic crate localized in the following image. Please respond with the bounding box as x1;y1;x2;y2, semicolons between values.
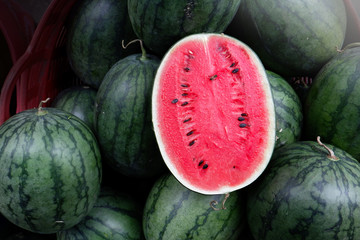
0;0;79;125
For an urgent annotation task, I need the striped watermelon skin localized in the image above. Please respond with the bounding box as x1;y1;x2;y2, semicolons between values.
235;0;347;77
57;187;143;240
247;140;360;240
143;173;245;240
0;108;102;234
304;46;360;160
94;53;166;178
67;0;138;89
267;71;303;149
128;0;241;55
52;86;97;132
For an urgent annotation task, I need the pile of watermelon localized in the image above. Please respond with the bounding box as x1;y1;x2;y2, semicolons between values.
0;0;360;239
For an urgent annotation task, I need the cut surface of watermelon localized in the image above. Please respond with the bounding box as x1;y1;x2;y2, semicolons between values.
152;33;276;195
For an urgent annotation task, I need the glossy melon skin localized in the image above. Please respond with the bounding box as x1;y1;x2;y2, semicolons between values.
128;0;241;55
304;46;360;160
57;187;144;240
143;173;245;240
152;33;276;195
67;0;138;89
247;140;360;240
95;53;166;178
52;86;97;132
267;71;303;149
235;0;347;77
0;108;102;234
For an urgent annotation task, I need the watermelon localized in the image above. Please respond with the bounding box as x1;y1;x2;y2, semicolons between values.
267;71;303;149
52;86;97;131
57;187;143;240
152;33;276;195
304;45;360;160
127;0;241;55
0;105;102;234
232;0;347;77
247;138;360;240
94;43;166;178
143;173;245;240
67;0;138;89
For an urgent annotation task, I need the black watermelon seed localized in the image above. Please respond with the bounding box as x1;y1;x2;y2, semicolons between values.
232;68;240;74
183;118;191;123
171;99;178;104
239;123;247;128
182;93;188;96
210;75;217;80
202;164;208;169
181;102;189;106
186;130;194;136
184;67;190;72
241;113;248;116
238;117;245;121
181;84;189;87
233;166;236;169
230;63;236;67
189;140;196;146
198;160;204;166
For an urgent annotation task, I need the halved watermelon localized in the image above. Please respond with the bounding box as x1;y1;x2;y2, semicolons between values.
152;33;276;195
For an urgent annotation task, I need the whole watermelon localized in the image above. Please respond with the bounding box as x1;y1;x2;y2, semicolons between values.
267;70;303;149
52;86;97;132
128;0;241;55
233;0;347;77
94;49;166;178
57;187;144;240
0;107;102;234
67;0;138;88
304;45;360;160
143;173;246;240
247;139;360;240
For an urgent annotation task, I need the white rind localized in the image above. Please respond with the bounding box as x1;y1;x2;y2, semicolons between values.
152;33;276;195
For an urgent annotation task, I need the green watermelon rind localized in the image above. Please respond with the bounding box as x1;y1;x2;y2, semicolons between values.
236;0;347;76
267;70;303;149
52;86;97;132
304;46;360;160
67;0;138;89
57;187;143;239
0;108;102;234
128;0;242;55
247;140;360;239
94;53;166;178
143;173;245;240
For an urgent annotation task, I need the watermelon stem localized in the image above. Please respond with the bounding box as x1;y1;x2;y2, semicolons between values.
122;39;147;60
338;42;360;52
317;136;339;161
210;193;230;211
36;98;50;115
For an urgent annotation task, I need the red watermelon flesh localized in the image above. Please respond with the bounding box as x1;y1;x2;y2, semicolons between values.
152;34;276;195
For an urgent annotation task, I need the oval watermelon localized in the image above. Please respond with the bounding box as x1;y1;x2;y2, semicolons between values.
67;0;138;88
267;70;303;149
57;187;143;240
52;86;97;132
233;0;347;77
152;33;276;195
143;173;245;240
304;45;360;160
247;139;360;239
128;0;241;55
0;107;102;234
95;49;166;178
